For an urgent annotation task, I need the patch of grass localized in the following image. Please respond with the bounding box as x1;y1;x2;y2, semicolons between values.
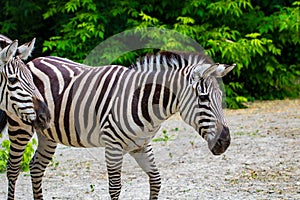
233;130;259;137
49;156;60;169
171;127;179;132
256;189;263;193
90;184;95;192
152;129;175;143
179;188;191;193
189;140;195;148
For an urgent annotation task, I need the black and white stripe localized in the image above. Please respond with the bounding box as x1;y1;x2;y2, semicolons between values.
1;38;235;200
0;39;49;127
0;39;50;200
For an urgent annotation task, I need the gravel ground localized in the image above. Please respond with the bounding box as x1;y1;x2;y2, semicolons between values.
0;99;299;200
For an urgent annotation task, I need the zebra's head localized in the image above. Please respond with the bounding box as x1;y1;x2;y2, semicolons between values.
181;62;235;155
0;39;51;130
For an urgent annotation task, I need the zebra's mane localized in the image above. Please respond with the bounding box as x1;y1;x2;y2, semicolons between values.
129;51;214;72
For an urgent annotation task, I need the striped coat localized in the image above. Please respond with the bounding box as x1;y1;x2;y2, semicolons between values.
1;37;235;200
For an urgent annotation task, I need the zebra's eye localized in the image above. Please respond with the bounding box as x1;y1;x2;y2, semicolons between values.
199;94;209;102
8;77;18;85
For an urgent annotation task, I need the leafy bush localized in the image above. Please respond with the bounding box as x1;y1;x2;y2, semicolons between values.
0;133;37;173
0;137;9;173
0;0;299;108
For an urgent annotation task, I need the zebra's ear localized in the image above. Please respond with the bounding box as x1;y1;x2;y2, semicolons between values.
213;63;236;77
17;38;36;60
193;63;219;80
0;34;13;51
0;40;18;65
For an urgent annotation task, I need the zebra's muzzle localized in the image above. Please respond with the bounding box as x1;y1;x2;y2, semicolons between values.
208;126;231;155
32;98;51;130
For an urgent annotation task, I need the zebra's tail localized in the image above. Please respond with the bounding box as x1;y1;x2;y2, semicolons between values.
0;110;7;133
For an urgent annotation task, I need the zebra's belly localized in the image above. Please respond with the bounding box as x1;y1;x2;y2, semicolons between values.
41;123;156;151
40;123;106;148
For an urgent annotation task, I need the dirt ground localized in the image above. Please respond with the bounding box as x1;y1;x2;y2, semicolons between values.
0;99;299;200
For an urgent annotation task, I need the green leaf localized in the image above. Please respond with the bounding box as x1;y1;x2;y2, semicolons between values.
245;33;261;38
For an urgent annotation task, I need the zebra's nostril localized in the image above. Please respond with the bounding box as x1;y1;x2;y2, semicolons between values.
33;99;51;130
210;126;231;155
39;113;47;123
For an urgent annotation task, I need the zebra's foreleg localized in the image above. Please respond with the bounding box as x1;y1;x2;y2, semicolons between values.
129;144;161;200
7;128;33;200
105;145;124;200
30;133;57;200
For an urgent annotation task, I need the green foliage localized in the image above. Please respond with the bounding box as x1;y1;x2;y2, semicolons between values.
42;0;105;61
0;135;37;173
48;156;60;169
0;0;51;57
152;129;175;143
21;138;38;172
89;184;95;193
1;0;299;108
0;139;10;173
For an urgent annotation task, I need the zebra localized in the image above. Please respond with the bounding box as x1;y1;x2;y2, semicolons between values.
0;38;51;199
0;37;235;200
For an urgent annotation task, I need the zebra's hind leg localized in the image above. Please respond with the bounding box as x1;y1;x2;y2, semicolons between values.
30;133;57;200
105;145;124;200
7;128;33;200
129;144;161;200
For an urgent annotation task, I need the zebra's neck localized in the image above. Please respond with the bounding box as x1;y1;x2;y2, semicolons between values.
0;75;7;110
112;52;208;136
